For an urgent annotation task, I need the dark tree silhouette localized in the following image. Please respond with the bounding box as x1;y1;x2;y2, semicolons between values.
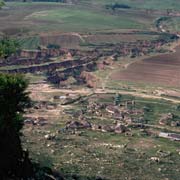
0;73;33;179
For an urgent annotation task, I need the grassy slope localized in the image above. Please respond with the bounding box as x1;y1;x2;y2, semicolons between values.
27;7;145;32
83;0;180;10
23;93;180;180
18;36;40;49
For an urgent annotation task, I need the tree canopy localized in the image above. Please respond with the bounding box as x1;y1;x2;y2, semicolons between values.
0;73;33;179
0;37;20;59
0;1;5;8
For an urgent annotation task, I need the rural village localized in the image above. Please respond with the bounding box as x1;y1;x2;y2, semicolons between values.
0;0;180;179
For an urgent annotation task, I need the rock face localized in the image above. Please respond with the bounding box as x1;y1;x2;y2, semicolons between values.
20;48;66;59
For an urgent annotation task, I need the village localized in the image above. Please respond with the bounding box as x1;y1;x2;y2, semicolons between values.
23;87;180;141
1;0;180;178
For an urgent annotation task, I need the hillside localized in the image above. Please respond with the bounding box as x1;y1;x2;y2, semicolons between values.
0;1;180;179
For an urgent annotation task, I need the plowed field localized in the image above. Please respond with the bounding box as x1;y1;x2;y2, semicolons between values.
111;46;180;87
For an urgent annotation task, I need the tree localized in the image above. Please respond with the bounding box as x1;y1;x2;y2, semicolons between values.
0;1;5;9
0;73;33;179
0;37;20;59
114;93;121;106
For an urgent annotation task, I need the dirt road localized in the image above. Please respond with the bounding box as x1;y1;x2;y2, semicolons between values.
28;82;180;104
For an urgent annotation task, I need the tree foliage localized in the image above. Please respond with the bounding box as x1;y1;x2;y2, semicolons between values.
114;93;121;106
106;3;131;10
47;43;60;49
0;1;5;8
0;73;33;179
0;37;20;59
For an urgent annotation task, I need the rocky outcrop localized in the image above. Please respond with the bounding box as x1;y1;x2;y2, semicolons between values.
80;71;99;88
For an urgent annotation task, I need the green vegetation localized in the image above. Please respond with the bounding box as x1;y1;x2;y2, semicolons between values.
0;37;20;59
47;43;60;49
105;3;131;10
114;93;121;106
29;8;144;32
0;73;33;179
160;16;180;32
0;0;5;8
155;16;171;29
18;36;40;50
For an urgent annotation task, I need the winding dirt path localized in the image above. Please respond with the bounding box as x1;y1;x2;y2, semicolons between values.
28;82;180;104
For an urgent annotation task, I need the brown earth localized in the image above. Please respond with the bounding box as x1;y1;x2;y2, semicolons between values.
83;33;158;44
111;46;180;87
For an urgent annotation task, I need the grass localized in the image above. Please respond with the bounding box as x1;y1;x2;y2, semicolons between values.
28;7;145;32
22;89;180;179
162;17;180;32
18;36;40;49
1;1;179;36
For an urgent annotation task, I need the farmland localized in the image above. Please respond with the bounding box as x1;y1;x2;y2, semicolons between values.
1;0;180;179
111;46;180;87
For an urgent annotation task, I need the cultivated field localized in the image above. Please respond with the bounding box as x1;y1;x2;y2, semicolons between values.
111;46;180;87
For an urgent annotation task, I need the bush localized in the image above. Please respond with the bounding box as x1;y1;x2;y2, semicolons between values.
47;43;60;49
0;37;20;59
106;3;131;10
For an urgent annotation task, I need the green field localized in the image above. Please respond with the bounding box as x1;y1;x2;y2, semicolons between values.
0;1;157;36
1;0;180;36
28;8;144;32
